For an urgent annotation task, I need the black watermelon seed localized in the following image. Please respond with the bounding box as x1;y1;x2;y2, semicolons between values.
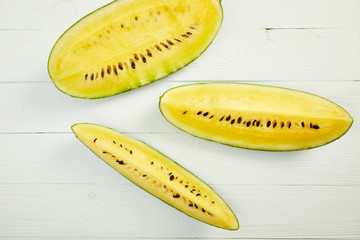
226;115;231;121
103;151;107;154
181;34;189;38
130;150;133;155
210;115;214;119
194;204;198;209
117;160;125;165
141;54;147;63
302;122;305;127
237;117;242;124
267;121;271;127
281;122;285;128
203;112;209;117
185;185;188;188
146;49;152;57
189;203;193;207
85;74;88;80
173;194;180;198
253;120;257;126
191;189;195;193
310;123;313;128
256;121;261;127
183;111;187;115
130;60;136;69
288;122;292;128
151;161;154;165
101;69;105;77
118;63;123;70
113;65;118;75
168;172;172;176
313;124;320;129
93;138;97;143
134;54;139;60
155;45;162;51
90;73;94;80
197;111;202;115
167;40;174;45
273;121;277;128
202;208;205;212
169;175;174;181
196;193;201;196
135;16;138;20
246;121;251;127
187;32;192;35
113;140;116;144
219;116;224;121
143;175;147;177
231;119;235;125
107;65;111;74
174;38;181;42
160;42;169;49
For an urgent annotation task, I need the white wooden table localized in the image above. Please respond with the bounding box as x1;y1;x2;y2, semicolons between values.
1;0;359;239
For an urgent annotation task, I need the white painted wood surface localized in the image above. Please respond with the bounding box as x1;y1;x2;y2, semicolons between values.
0;0;359;239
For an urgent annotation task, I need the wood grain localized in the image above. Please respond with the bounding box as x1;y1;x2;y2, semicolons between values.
1;0;360;30
0;184;359;238
1;28;360;83
0;81;358;133
0;0;360;239
0;132;359;186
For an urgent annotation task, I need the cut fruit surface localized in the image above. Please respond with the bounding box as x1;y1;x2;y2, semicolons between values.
72;123;238;230
48;0;223;98
159;83;353;151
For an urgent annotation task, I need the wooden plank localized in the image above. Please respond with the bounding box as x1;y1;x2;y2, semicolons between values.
0;81;357;133
0;131;359;186
1;0;360;30
0;184;359;238
1;1;360;239
0;0;109;31
0;239;342;240
1;28;360;82
0;239;344;240
223;0;360;29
